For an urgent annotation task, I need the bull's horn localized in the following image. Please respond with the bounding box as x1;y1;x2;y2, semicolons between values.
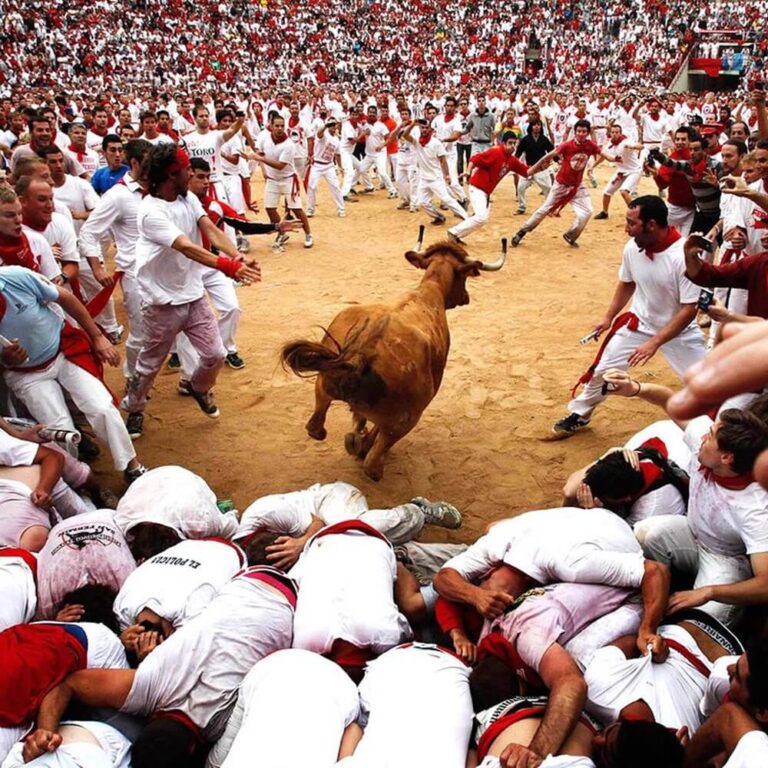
413;225;425;253
477;238;508;271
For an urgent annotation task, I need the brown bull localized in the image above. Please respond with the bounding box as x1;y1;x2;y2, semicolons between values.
280;228;507;481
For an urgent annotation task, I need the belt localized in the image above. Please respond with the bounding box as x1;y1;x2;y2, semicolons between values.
473;140;490;144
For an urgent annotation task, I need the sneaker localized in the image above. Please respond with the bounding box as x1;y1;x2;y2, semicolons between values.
284;210;296;221
551;413;590;438
589;176;598;188
510;230;526;247
410;496;462;529
447;231;466;245
189;387;220;418
396;201;409;210
338;211;346;218
459;198;469;210
225;351;245;369
409;207;418;213
304;234;314;248
106;325;124;345
236;235;251;253
431;214;446;225
167;352;181;369
77;434;100;461
594;211;609;220
124;463;147;485
515;208;526;215
126;412;144;440
177;379;192;396
563;232;579;247
349;188;359;196
387;190;398;199
306;210;315;218
360;188;374;194
273;233;289;251
342;195;359;203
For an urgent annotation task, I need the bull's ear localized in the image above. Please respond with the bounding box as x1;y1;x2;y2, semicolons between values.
405;251;428;269
459;261;482;277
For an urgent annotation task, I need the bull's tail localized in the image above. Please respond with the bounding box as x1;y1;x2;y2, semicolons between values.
280;339;357;377
281;331;386;406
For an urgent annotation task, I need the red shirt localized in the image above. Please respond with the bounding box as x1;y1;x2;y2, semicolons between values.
469;145;528;195
555;139;600;186
656;149;696;208
689;252;768;318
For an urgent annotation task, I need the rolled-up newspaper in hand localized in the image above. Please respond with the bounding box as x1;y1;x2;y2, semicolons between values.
5;417;81;451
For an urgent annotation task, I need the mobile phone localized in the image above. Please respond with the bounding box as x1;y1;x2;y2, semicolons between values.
719;177;736;190
236;110;245;118
579;329;601;345
601;381;620;395
689;234;715;253
697;288;715;311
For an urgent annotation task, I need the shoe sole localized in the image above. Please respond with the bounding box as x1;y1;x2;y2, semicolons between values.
225;360;245;370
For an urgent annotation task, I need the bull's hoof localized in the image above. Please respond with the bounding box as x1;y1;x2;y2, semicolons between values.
344;431;364;457
307;425;327;441
364;464;383;482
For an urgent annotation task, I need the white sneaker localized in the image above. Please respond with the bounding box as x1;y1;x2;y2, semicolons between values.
304;234;314;248
306;210;315;218
338;211;346;218
387;190;398;199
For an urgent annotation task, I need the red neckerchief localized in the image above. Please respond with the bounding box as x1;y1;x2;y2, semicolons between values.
271;133;288;145
649;112;660;121
68;144;87;162
643;227;681;260
610;134;627;146
418;133;431;146
688;156;709;183
288;115;300;128
699;466;756;490
90;126;107;137
0;233;39;272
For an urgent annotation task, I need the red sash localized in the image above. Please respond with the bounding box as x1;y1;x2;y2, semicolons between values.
0;233;39;272
665;638;710;678
0;547;38;580
312;518;391;546
571;312;639;397
0;624;87;726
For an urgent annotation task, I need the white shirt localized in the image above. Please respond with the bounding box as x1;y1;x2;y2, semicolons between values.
259;134;296;181
207;650;359;768
685;416;768;557
412;133;447;182
312;131;340;164
79;175;144;274
365;121;389;157
135;192;207;305
640;112;670;144
113;538;245;630
37;212;80;265
122;574;294;740
143;133;175;147
12;227;59;279
618;236;700;332
602;138;642;174
0;550;37;632
65;146;100;176
443;507;645;588
292;527;412;655
340;120;361;156
433;114;463;156
86;130;107;165
52;176;99;235
185;130;228;180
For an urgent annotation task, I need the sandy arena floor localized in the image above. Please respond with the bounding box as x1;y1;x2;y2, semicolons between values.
99;165;680;544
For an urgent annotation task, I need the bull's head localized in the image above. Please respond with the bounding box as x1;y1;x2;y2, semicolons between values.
405;226;508;308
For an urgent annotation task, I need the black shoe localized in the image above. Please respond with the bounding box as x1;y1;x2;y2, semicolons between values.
225;352;245;370
563;232;580;247
167;353;181;369
177;379;192;396
77;433;100;461
126;412;144;440
510;230;526;247
124;463;147;485
447;232;466;245
551;413;590;438
594;211;609;220
189;387;220;418
431;214;446;225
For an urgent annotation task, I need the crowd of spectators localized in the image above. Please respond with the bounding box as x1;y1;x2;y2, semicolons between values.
1;0;767;98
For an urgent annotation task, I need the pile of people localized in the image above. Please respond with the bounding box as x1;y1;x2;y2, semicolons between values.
1;10;768;767
1;0;766;94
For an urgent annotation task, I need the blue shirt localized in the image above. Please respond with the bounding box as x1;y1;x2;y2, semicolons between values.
91;164;129;195
0;266;62;367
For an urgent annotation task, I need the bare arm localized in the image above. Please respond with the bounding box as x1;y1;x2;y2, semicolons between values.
170;234;260;284
337;722;364;759
432;567;517;620
637;559;671;659
221;116;244;143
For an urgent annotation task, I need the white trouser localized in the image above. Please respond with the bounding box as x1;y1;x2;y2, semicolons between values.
449;185;490;239
210;178;229;204
359;153;396;193
604;171;641;197
77;259;119;335
340;152;364;195
178;268;241;376
388;153;398;182
417;177;468;220
667;204;695;236
121;271;144;380
444;151;465;202
634;515;752;626
396;163;418;206
222;174;246;214
516;170;552;213
4;355;136;471
307;163;345;214
523;181;592;240
568;324;706;418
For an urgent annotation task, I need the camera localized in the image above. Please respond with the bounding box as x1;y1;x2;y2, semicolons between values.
697;288;715;311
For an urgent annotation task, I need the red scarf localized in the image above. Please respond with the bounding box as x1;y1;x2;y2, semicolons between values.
0;233;39;272
418;133;431;146
68;143;87;162
699;466;756;490
643;226;681;260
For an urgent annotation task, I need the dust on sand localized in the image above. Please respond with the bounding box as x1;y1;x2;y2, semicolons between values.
99;167;679;544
